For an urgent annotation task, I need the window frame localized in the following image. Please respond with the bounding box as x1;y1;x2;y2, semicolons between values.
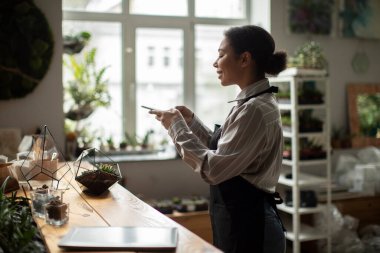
63;0;251;138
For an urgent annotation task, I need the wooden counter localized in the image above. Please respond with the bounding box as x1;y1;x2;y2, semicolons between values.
25;178;221;253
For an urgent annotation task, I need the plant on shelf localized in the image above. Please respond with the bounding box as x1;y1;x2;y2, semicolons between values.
288;41;328;70
299;138;326;160
277;89;291;102
299;110;323;133
123;129;156;151
298;81;324;104
148;195;209;215
282;138;326;160
281;112;291;129
282;139;292;160
141;130;154;149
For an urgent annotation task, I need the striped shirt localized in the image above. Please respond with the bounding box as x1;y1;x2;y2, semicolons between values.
168;78;283;193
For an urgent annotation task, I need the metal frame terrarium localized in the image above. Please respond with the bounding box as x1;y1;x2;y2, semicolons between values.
16;125;72;190
74;148;121;195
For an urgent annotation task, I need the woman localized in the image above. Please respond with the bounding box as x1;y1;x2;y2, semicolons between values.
149;25;287;253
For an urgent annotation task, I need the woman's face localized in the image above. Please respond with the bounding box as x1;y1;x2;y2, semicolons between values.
213;37;243;86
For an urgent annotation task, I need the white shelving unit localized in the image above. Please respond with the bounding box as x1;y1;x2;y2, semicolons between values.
270;68;331;253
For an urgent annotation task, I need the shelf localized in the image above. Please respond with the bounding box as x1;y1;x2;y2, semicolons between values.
271;68;330;252
278;171;328;187
278;67;328;77
283;218;327;242
277;203;327;215
282;159;327;167
279;104;326;110
283;130;326;138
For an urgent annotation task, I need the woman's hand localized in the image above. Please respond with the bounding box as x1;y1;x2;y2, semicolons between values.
149;108;182;130
175;106;194;125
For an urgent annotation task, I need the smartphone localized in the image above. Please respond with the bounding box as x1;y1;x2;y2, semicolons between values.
141;105;158;111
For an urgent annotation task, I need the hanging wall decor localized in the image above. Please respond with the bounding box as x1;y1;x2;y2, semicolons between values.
340;0;380;39
288;0;334;35
0;0;54;100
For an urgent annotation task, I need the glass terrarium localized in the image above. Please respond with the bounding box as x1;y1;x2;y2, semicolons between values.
74;148;121;195
14;125;72;190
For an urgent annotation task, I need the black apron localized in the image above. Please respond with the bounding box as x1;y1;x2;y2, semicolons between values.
208;86;284;253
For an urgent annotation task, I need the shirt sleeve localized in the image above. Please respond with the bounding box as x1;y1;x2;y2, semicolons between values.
168;104;268;185
187;114;213;147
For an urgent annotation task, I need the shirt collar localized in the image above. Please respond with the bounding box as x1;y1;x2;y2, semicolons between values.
228;78;270;103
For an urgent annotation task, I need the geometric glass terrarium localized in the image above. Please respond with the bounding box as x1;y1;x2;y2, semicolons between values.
73;148;121;195
16;125;73;190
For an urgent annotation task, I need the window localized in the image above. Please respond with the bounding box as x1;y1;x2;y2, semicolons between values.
147;46;155;67
163;47;170;67
63;0;250;150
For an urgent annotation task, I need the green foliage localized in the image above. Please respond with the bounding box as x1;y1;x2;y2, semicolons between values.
281;113;291;126
288;41;328;70
124;132;139;147
0;177;45;253
124;129;155;148
357;94;380;137
0;0;54;99
97;163;117;175
64;31;91;55
141;130;154;147
64;47;111;120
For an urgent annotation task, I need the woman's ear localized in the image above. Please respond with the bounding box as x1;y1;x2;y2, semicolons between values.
240;51;252;67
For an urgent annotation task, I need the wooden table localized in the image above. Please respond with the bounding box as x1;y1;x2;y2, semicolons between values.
24;178;221;253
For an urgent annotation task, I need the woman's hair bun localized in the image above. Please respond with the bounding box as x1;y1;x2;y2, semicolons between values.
265;51;287;76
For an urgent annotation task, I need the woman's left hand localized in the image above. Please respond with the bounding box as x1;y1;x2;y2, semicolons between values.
149;108;182;130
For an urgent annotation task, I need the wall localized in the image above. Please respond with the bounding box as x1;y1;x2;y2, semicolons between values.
0;0;64;149
120;159;209;199
269;0;380;130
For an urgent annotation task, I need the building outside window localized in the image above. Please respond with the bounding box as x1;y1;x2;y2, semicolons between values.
63;0;249;150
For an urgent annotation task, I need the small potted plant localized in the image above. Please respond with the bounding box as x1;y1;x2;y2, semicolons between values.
299;110;323;133
30;184;52;218
282;139;292;160
74;148;121;195
299;138;326;160
281;112;292;132
44;191;69;226
298;81;324;105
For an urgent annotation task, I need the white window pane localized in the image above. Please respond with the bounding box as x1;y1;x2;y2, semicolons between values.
63;21;123;145
136;28;183;141
130;0;187;16
195;0;245;19
195;25;239;129
63;0;122;13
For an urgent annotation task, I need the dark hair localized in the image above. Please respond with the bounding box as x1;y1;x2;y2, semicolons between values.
224;25;287;76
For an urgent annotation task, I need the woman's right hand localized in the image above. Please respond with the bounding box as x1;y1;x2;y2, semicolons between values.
175;106;194;125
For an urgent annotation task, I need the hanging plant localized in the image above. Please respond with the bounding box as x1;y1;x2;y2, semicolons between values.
63;47;111;121
0;0;54;100
63;31;91;55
